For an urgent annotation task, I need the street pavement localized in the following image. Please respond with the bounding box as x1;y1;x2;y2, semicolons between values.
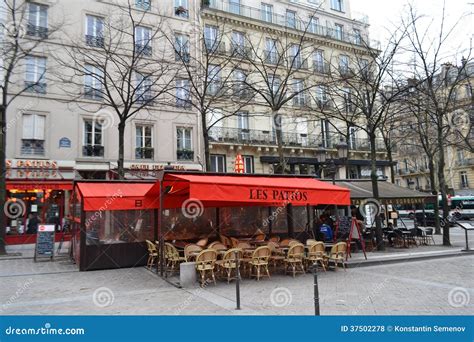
0;251;472;315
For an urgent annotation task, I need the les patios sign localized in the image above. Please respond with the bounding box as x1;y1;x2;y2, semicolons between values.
6;159;59;169
249;188;308;202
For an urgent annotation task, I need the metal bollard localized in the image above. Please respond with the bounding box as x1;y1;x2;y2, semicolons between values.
313;263;320;316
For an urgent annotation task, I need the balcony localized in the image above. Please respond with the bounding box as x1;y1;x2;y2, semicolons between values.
203;0;374;48
347;138;386;152
82;145;104;157
85;35;104;48
204;39;226;55
456;158;474;167
21;139;44;156
26;24;48;38
135;147;154;159
177;149;194;161
229;44;253;59
25;81;47;94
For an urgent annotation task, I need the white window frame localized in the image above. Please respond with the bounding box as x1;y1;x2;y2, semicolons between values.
177;127;192;150
286;10;296;29
28;2;48;28
84;64;103;99
85;15;103;38
261;3;273;23
243;155;254;174
176;79;190;106
22;114;45;140
83;118;103;146
25;55;46;85
210;154;226;173
331;0;344;12
135;25;151;48
136;124;153;148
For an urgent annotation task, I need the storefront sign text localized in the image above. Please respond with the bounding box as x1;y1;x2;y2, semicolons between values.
249;188;308;202
6;160;58;169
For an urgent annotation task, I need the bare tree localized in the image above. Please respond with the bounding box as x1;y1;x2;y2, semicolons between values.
168;19;253;170
55;0;175;178
239;10;324;174
313;24;408;250
402;3;473;245
0;0;62;254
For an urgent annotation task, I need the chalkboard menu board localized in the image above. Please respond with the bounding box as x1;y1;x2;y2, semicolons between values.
337;216;352;239
35;224;55;262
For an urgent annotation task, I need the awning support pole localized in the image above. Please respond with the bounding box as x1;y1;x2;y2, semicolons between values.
158;180;165;277
287;204;294;238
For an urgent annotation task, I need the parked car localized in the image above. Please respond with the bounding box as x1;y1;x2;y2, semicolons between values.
414;212;455;227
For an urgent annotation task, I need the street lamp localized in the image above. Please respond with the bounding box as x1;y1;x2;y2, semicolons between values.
316;138;349;184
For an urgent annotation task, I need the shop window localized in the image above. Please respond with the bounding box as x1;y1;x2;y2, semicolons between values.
135;125;153;159
22;114;45;156
210;154;226;173
177;127;193;160
83;119;104;157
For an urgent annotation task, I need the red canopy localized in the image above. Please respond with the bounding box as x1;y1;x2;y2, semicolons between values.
76;182;156;211
146;173;350;208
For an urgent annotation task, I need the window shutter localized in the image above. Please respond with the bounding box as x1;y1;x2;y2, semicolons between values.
22;114;34;139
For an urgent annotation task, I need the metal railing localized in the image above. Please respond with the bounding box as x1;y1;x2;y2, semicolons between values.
204;0;374;48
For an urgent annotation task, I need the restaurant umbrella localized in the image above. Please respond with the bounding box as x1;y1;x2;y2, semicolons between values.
234;154;244;173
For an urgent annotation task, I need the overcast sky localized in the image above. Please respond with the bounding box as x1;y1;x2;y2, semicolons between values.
351;0;473;62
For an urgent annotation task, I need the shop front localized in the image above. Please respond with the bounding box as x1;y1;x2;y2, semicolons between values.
5;160;75;245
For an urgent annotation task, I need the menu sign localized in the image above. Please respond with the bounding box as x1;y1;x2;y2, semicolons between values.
34;224;55;262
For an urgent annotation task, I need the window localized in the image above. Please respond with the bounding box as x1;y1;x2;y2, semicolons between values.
359;58;369;78
237;111;249;140
321;119;331;148
270;76;281;97
231;31;245;54
465;84;473;98
343;87;352;112
207;64;221;96
348;126;356;149
233;69;247;95
22;114;45;156
85;15;104;47
84;64;103;100
289;44;303;68
334;24;343;40
204;25;218;51
175;34;190;62
308;16;319;34
136;0;151;10
243;155;254;174
25;56;46;94
229;0;240;14
27;2;48;38
261;3;273;23
313;50;325;73
293;79;305;106
316;85;328;106
135;26;152;55
135;125;153;159
286;10;296;29
211;154;226;172
265;38;278;64
174;0;188;18
176;79;191;107
135;73;152;103
460;171;469;188
339;54;349;74
177;127;193;160
83;119;104;157
353;29;362;45
331;0;344;12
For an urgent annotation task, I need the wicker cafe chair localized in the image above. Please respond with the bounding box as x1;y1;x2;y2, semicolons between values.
164;242;186;274
305;242;326;272
288;240;300;247
269;236;280;243
184;244;203;262
267;241;285;271
246;246;271;281
230;237;240;247
195;249;218;286
306;239;318;246
216;248;243;283
284;243;306;277
208;241;227;251
145;240;158;269
324;242;347;271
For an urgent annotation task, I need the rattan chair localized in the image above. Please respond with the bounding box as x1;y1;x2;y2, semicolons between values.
305;241;326;272
230;237;240;247
216;248;243;283
195;249;218;286
184;244;202;262
267;241;285;271
246;246;271;281
306;239;318;246
196;238;208;248
288;240;300;247
324;242;347;271
145;240;158;269
164;242;186;274
284;243;306;277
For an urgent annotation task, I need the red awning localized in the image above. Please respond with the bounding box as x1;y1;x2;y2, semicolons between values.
76;182;157;211
146;173;351;208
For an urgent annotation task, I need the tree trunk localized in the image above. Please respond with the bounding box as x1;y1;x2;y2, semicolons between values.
386;143;395;183
369;132;384;251
436;121;450;246
428;160;441;234
201;112;210;171
0;104;7;255
273;110;285;174
117;121;126;180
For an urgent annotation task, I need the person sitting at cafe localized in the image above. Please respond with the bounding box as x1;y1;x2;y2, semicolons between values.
319;223;334;242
